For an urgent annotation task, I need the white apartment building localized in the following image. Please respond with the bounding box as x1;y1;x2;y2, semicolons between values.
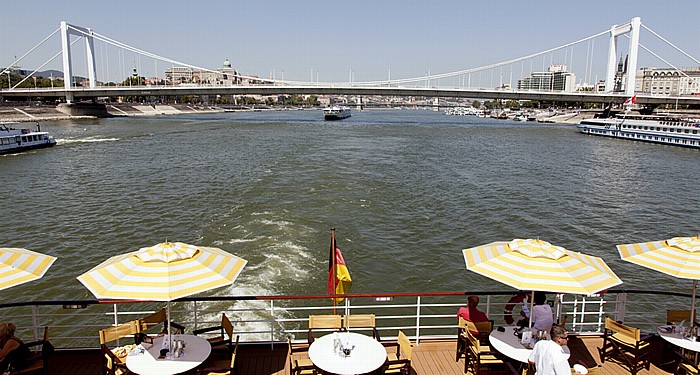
635;67;700;96
517;65;576;92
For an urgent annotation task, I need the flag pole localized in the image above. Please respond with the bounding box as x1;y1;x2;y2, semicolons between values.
331;227;337;315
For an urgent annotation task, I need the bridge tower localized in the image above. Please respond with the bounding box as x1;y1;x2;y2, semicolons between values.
60;21;97;103
604;17;640;96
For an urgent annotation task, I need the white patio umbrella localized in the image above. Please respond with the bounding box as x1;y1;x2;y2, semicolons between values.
0;247;56;291
77;241;247;352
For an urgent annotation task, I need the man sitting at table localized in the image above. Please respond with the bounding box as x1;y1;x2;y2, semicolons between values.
457;295;489;327
528;326;582;375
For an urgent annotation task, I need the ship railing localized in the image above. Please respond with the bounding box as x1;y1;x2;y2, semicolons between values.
0;289;695;349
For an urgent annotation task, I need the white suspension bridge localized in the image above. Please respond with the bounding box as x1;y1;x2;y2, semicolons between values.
2;17;700;109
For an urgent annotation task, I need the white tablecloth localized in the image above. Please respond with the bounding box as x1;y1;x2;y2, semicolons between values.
126;334;212;375
658;325;700;353
308;332;387;375
489;326;532;363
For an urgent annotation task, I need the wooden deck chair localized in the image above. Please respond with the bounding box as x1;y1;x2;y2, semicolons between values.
666;309;698;325
137;308;186;341
343;314;380;340
382;330;413;375
196;335;239;375
464;329;504;375
99;320;144;375
675;349;700;375
193;313;234;351
597;317;652;375
456;316;492;362
10;327;54;375
287;337;317;375
307;314;342;344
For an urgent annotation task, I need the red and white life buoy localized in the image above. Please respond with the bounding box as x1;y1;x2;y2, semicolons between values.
503;293;527;325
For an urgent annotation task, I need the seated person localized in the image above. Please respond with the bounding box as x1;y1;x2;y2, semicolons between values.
458;295;490;333
528;325;582;374
519;291;554;333
0;322;30;373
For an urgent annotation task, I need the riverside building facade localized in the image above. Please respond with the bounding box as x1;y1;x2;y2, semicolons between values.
517;64;576;92
634;67;700;96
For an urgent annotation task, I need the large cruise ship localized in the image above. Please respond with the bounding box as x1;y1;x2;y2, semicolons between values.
577;113;700;148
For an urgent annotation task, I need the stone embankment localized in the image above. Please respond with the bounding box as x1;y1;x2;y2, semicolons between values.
0;103;225;122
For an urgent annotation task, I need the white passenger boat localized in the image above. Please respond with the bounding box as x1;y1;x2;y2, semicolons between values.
0;122;57;154
323;106;351;120
577;113;700;148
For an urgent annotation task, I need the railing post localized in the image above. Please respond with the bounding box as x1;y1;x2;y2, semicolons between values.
30;305;39;342
193;301;199;331
485;295;491;318
415;296;421;344
113;304;120;346
554;294;562;325
597;295;606;332
270;300;275;350
572;296;579;332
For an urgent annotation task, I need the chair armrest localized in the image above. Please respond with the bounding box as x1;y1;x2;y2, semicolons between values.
196;366;233;374
639;333;654;342
169;321;186;333
381;342;399;348
193;326;222;335
373;328;382;342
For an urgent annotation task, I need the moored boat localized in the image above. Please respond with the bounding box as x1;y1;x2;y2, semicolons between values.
577;113;700;148
323;106;351;120
0;122;57;154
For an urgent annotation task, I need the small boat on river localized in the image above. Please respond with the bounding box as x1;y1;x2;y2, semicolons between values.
577;113;700;148
0;122;56;154
323;106;351;120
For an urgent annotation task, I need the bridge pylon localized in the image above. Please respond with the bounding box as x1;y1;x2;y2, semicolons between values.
604;17;640;96
60;21;97;103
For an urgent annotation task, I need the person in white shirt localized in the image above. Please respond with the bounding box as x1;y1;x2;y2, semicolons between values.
530;291;553;332
528;326;581;375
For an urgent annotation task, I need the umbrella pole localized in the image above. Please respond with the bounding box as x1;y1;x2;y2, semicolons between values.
528;291;535;330
167;302;172;359
691;280;697;325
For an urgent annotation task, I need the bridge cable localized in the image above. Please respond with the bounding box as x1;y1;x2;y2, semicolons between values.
11;36;83;90
1;27;60;77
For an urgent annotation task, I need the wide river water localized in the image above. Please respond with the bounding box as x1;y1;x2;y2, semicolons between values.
1;109;698;305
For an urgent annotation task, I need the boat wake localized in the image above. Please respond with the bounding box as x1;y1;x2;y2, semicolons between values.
56;137;120;144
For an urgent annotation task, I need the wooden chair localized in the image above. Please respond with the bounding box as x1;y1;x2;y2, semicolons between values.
597;317;652;375
9;327;54;375
195;335;239;375
287;337;317;375
99;320;145;375
193;313;234;351
307;314;342;344
464;329;504;375
343;314;380;341
456;316;492;362
137;308;186;341
675;350;700;375
382;330;413;375
667;309;698;325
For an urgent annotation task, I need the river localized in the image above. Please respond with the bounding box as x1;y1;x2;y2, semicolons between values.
1;109;698;305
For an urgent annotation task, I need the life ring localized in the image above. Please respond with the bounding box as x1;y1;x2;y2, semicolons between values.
503;293;527;325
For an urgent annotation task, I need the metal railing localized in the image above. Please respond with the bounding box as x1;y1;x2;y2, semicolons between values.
0;289;695;349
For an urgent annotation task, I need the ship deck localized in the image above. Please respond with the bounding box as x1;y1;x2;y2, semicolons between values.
50;335;680;375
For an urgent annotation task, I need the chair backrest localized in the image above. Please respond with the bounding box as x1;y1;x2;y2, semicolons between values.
308;314;342;330
558;314;568;328
344;314;376;329
99;320;143;345
397;330;413;361
141;309;167;328
465;329;481;353
666;309;697;325
222;313;234;340
468;320;492;333
604;317;640;342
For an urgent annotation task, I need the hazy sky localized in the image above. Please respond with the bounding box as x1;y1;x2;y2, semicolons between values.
2;0;699;86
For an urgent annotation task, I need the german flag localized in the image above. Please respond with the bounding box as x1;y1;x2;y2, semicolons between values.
328;229;352;303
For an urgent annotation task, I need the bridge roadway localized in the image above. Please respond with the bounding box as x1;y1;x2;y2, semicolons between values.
2;85;699;106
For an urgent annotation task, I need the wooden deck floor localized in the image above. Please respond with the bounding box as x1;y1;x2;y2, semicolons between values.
48;335;680;375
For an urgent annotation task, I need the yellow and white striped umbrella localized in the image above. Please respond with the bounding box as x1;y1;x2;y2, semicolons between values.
463;239;622;295
0;248;56;291
77;241;247;301
617;235;700;323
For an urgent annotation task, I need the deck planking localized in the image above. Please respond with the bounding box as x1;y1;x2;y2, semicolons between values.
45;335;679;375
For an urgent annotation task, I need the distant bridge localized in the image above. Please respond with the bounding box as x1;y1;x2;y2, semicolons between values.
3;85;700;106
2;17;700;107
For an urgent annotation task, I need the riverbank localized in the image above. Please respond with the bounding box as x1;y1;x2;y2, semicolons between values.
0;103;227;122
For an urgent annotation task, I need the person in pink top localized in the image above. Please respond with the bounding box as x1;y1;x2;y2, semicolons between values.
457;295;489;324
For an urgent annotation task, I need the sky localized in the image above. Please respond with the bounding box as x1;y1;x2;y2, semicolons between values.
2;0;699;87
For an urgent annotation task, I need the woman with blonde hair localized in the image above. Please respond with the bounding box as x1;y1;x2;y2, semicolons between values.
0;322;30;373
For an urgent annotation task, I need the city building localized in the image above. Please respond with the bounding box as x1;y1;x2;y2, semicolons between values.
164;59;241;85
517;65;576;92
635;66;700;96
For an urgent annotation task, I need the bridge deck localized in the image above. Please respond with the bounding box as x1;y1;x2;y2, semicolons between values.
49;335;679;374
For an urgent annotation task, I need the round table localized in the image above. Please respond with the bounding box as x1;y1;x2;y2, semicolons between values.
308;332;387;375
489;326;533;363
657;325;700;352
126;334;211;375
